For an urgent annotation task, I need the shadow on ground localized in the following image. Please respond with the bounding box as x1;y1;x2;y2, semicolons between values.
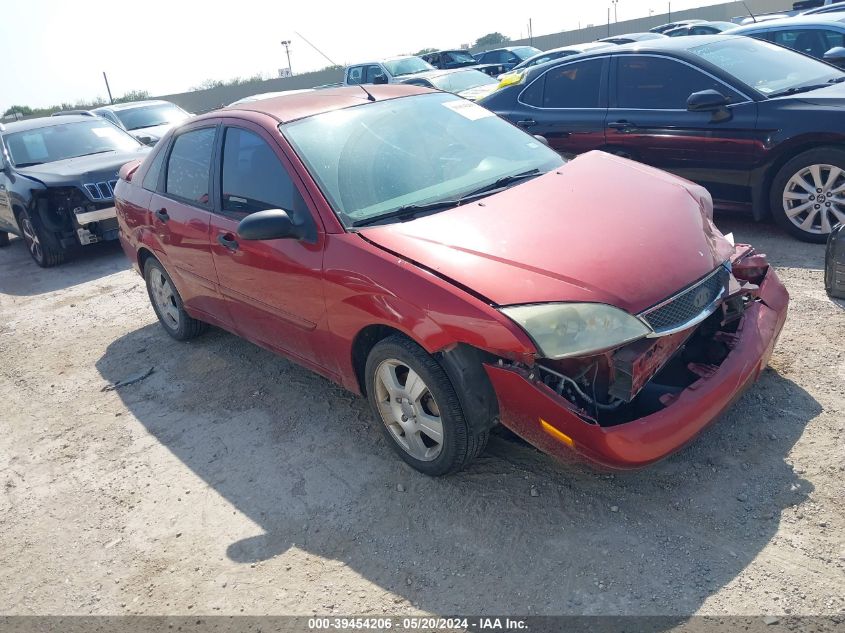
714;214;826;271
0;237;126;296
96;321;819;615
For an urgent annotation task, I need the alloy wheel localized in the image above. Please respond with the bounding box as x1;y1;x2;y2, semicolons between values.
150;270;180;330
20;216;43;263
783;163;845;236
373;359;444;462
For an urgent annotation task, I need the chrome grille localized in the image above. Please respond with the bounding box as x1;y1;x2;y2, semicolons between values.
639;265;730;335
83;180;117;200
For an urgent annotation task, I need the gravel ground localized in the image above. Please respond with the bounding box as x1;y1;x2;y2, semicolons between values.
0;215;843;617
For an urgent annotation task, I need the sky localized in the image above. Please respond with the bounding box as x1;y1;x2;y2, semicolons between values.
0;0;727;113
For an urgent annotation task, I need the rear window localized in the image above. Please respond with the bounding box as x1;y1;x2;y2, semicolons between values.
165;127;215;205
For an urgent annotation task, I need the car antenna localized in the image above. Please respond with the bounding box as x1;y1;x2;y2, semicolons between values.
357;83;376;102
741;1;758;22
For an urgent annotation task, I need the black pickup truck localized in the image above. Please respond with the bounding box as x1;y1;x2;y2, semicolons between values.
0;116;149;266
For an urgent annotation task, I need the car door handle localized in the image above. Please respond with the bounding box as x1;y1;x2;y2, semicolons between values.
217;233;239;252
516;119;537;128
608;120;634;130
154;208;170;223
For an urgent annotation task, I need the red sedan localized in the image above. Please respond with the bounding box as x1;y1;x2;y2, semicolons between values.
114;85;788;476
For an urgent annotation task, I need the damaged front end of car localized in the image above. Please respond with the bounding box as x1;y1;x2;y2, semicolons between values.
31;183;120;248
484;244;789;469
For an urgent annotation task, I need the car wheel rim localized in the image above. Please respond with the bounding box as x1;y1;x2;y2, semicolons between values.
20;217;42;263
783;163;845;235
373;359;444;462
150;270;180;330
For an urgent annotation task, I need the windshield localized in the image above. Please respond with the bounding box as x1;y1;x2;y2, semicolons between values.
444;50;476;64
113;103;189;131
383;57;434;77
514;46;542;60
430;69;497;92
689;37;843;95
4;120;140;167
282;92;564;227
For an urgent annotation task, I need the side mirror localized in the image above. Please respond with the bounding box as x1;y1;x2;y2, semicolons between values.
373;74;388;85
687;89;731;112
237;209;302;241
824;46;845;67
533;134;550;147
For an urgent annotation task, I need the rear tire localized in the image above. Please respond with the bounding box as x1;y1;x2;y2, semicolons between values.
143;258;207;341
0;231;9;247
770;148;845;243
17;208;65;267
364;334;487;476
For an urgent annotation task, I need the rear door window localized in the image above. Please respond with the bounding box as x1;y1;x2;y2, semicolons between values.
347;66;364;84
164;127;215;205
770;28;830;58
540;58;606;108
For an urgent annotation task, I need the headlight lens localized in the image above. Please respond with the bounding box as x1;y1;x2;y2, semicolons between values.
497;71;524;89
500;303;652;359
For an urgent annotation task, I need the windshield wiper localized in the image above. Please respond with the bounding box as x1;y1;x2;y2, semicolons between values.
70;149;117;158
768;78;843;98
131;122;168;130
351;169;543;228
15;161;43;168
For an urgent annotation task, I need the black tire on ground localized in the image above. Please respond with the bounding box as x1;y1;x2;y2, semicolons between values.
364;334;488;476
0;231;9;247
16;208;65;267
143;258;208;341
770;147;845;243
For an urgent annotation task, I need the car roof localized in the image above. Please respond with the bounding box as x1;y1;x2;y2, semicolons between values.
731;14;845;30
94;100;173;112
404;67;488;80
217;84;433;124
1;114;98;133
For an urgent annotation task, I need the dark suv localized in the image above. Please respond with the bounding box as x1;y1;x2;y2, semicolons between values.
0;116;149;266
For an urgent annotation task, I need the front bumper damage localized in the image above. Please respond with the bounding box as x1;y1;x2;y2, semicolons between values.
484;246;789;469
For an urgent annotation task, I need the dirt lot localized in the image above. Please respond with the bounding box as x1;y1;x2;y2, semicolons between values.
0;215;843;617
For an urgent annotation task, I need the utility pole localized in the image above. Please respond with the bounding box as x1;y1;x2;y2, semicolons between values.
607;7;611;36
281;40;292;75
102;72;114;104
668;1;671;21
528;18;533;46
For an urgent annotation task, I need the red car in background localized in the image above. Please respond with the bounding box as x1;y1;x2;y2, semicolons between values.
114;85;788;476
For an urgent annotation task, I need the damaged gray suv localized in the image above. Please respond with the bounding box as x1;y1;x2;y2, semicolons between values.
0;116;149;266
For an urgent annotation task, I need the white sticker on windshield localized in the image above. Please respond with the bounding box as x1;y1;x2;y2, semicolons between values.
442;100;494;121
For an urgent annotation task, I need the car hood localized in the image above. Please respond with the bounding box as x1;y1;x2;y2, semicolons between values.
127;122;175;143
361;151;734;314
779;80;845;107
458;83;499;101
15;147;151;189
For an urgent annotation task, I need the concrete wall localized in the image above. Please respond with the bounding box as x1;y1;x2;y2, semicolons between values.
155;68;344;114
472;0;795;53
142;0;794;114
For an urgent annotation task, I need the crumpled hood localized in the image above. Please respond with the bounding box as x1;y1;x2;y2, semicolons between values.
16;147;151;188
361;151;734;314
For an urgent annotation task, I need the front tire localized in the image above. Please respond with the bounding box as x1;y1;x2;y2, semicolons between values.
17;209;65;266
364;335;488;476
771;148;845;243
143;258;207;341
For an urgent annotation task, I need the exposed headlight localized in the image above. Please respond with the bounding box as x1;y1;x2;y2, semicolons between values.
497;71;524;89
500;303;652;359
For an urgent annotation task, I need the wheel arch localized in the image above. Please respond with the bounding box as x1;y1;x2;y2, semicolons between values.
757;141;845;220
351;325;501;434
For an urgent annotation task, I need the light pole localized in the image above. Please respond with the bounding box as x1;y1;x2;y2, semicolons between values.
281;40;292;76
612;0;619;23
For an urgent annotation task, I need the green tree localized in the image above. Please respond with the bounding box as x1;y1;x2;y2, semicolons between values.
474;32;510;47
114;90;151;104
414;47;437;55
3;105;33;117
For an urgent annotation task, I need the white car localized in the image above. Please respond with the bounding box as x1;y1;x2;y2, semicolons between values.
93;100;192;145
